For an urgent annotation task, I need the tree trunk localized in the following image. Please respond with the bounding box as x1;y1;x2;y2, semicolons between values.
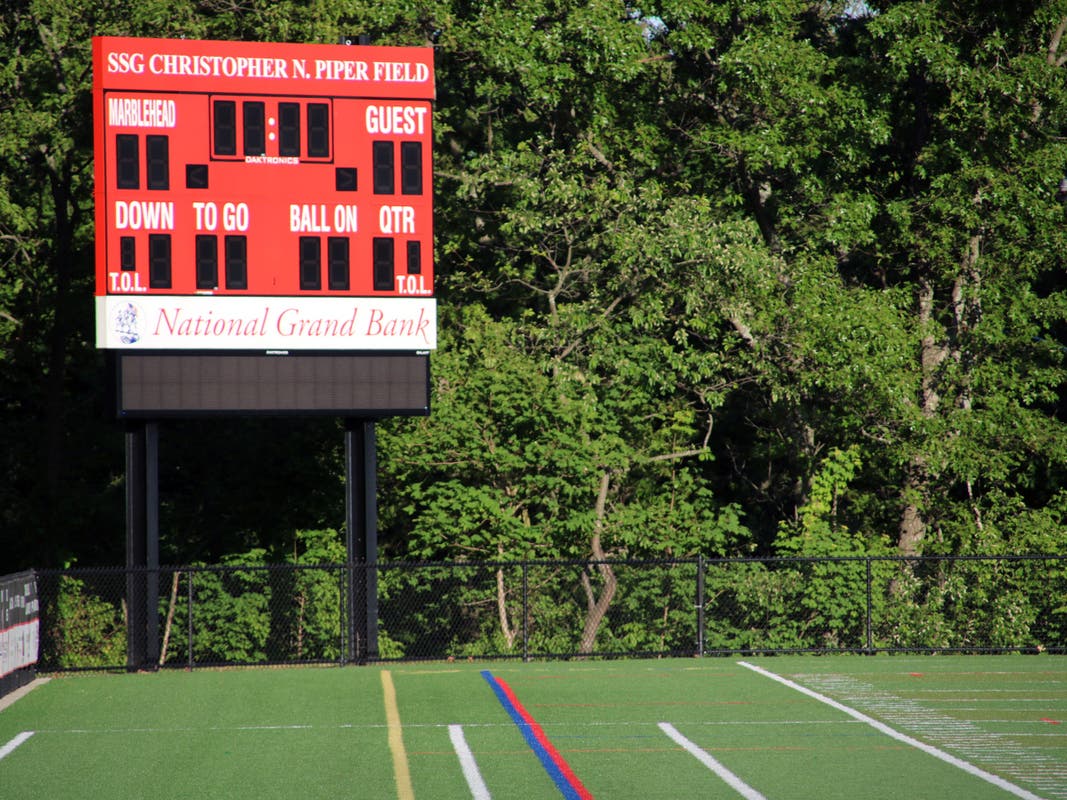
898;277;945;556
159;571;180;666
496;543;516;649
578;471;617;654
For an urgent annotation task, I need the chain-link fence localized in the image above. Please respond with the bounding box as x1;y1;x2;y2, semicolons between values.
33;555;1067;671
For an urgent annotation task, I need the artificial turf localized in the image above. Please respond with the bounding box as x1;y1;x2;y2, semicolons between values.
0;655;1063;799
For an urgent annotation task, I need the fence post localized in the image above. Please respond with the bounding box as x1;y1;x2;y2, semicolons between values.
696;555;705;657
338;565;346;666
522;562;529;663
345;563;356;664
186;571;194;669
865;557;873;653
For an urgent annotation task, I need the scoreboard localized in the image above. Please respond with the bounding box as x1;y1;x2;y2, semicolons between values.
93;36;435;353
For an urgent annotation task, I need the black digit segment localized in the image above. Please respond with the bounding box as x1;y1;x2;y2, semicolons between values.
299;236;321;290
279;102;301;157
406;240;421;274
401;141;422;195
146;135;170;190
307;103;330;158
373;237;394;291
225;235;248;290
213;100;237;156
373;141;395;194
148;234;172;289
243;101;266;156
328;237;350;291
116;134;140;189
195;234;218;289
120;237;136;271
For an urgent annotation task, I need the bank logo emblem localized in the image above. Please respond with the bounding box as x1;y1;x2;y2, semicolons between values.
113;302;142;344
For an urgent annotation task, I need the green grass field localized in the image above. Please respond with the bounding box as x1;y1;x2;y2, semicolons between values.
1;656;1064;799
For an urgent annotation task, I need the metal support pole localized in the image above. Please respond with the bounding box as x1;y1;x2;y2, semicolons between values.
145;422;160;667
125;421;160;670
345;419;379;663
125;424;146;671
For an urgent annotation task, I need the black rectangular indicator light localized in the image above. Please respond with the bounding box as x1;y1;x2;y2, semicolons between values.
116;134;139;189
120;236;136;270
225;235;248;290
213;100;237;156
146;134;170;190
196;234;218;289
373;237;394;291
148;233;172;288
401;141;422;195
335;167;357;191
279;102;301;157
243;101;266;156
186;163;209;189
299;236;321;290
307;103;330;158
327;236;350;290
373;141;394;194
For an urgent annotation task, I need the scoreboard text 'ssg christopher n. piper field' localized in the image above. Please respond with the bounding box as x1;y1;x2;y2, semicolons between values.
92;36;436;352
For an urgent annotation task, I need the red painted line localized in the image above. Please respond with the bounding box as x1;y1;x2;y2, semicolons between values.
495;676;594;800
483;671;594;800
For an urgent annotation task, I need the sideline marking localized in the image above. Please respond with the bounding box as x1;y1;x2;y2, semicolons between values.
738;661;1048;800
481;670;594;800
449;724;492;800
381;670;415;800
0;731;34;761
658;723;767;800
0;678;49;713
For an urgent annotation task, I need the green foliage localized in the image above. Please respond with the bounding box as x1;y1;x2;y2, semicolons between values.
873;557;1055;650
377;560;707;659
703;559;872;652
162;530;347;665
45;574;126;668
4;0;1067;662
269;529;346;662
185;552;271;664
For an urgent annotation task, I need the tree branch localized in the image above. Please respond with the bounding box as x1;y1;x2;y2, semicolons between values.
1048;16;1067;66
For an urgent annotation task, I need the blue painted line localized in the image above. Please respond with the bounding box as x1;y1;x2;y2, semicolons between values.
481;670;591;800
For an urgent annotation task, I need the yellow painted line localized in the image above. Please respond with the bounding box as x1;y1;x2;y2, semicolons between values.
381;670;415;800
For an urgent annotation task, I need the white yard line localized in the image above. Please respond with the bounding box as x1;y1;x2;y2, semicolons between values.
658;722;767;800
448;724;492;800
0;731;34;761
738;661;1049;800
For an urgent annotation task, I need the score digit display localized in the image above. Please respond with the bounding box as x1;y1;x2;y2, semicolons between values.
93;36;435;352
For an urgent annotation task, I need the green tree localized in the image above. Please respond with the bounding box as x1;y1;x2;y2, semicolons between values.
3;0;1066;660
640;0;1067;557
1;1;113;569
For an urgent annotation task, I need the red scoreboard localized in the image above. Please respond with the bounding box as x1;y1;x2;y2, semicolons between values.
93;36;435;353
